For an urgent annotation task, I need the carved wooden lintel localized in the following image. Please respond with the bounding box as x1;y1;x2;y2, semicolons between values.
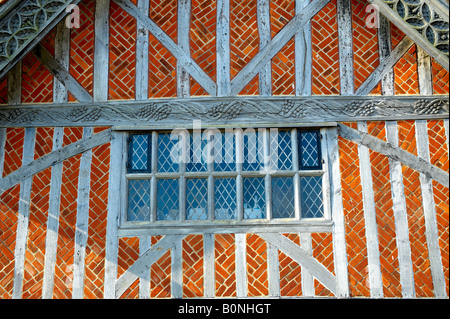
0;96;448;128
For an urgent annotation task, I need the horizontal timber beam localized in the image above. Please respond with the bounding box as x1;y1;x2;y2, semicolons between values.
337;123;449;187
118;220;334;237
0;96;448;128
0;129;112;194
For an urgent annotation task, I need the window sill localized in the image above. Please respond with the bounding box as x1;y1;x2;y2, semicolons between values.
118;219;333;237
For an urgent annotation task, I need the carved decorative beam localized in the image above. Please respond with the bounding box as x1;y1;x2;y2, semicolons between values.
370;0;449;70
0;0;81;79
0;96;447;128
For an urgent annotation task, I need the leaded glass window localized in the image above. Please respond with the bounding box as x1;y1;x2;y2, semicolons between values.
124;127;330;233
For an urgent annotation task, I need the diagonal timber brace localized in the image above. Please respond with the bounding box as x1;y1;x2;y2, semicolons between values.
114;234;187;298
337;123;449;187
258;233;338;295
0;129;112;195
113;0;217;96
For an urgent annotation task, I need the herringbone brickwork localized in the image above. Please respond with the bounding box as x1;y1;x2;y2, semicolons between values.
69;0;95;101
21;53;53;104
270;0;295;95
215;234;236;297
312;233;334;297
352;0;381;94
397;120;434;297
190;0;216;96
311;0;340;95
151;236;172;298
0;0;449;300
21;128;54;299
279;233;302;296
246;234;269;297
230;0;259;95
109;2;136;100
391;25;420;95
83;130;110;299
427;120;449;296
182;234;204;297
118;237;140;299
148;0;177;98
367;122;402;297
339;122;370;297
431;58;449;95
0;128;24;298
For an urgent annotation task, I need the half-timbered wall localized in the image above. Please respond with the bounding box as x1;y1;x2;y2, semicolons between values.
0;0;448;299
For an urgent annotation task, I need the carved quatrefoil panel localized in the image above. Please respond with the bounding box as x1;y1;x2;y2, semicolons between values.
0;0;70;69
382;0;449;56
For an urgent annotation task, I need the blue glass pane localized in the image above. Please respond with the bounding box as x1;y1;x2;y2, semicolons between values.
186;179;208;220
157;179;179;220
127;180;150;221
186;132;207;172
270;130;292;171
214;178;236;219
299;131;321;170
272;177;295;218
158;133;180;172
300;176;324;218
243;129;263;171
243;177;266;219
130;134;150;172
214;131;236;172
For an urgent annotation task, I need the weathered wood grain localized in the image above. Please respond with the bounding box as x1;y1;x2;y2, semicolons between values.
0;129;112;194
337;123;449;187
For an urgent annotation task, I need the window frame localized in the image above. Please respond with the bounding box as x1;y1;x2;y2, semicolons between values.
118;126;334;236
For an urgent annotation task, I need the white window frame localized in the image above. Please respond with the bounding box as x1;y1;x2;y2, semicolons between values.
117;125;335;237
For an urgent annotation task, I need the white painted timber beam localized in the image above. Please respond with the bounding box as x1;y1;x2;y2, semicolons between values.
114;0;217;96
337;0;355;95
337;123;449;187
356;36;415;96
259;233;337;295
0;129;112;194
230;0;330;96
115;234;186;298
94;0;110;102
32;44;93;103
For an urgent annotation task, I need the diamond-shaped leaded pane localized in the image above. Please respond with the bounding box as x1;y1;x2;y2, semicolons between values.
214;178;237;220
272;177;295;219
158;133;180;172
214;131;236;172
299;131;322;170
186;132;208;172
186;178;208;220
127;180;150;221
243;177;266;219
300;176;324;218
270;130;293;171
129;134;150;172
157;179;179;221
243;129;263;171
